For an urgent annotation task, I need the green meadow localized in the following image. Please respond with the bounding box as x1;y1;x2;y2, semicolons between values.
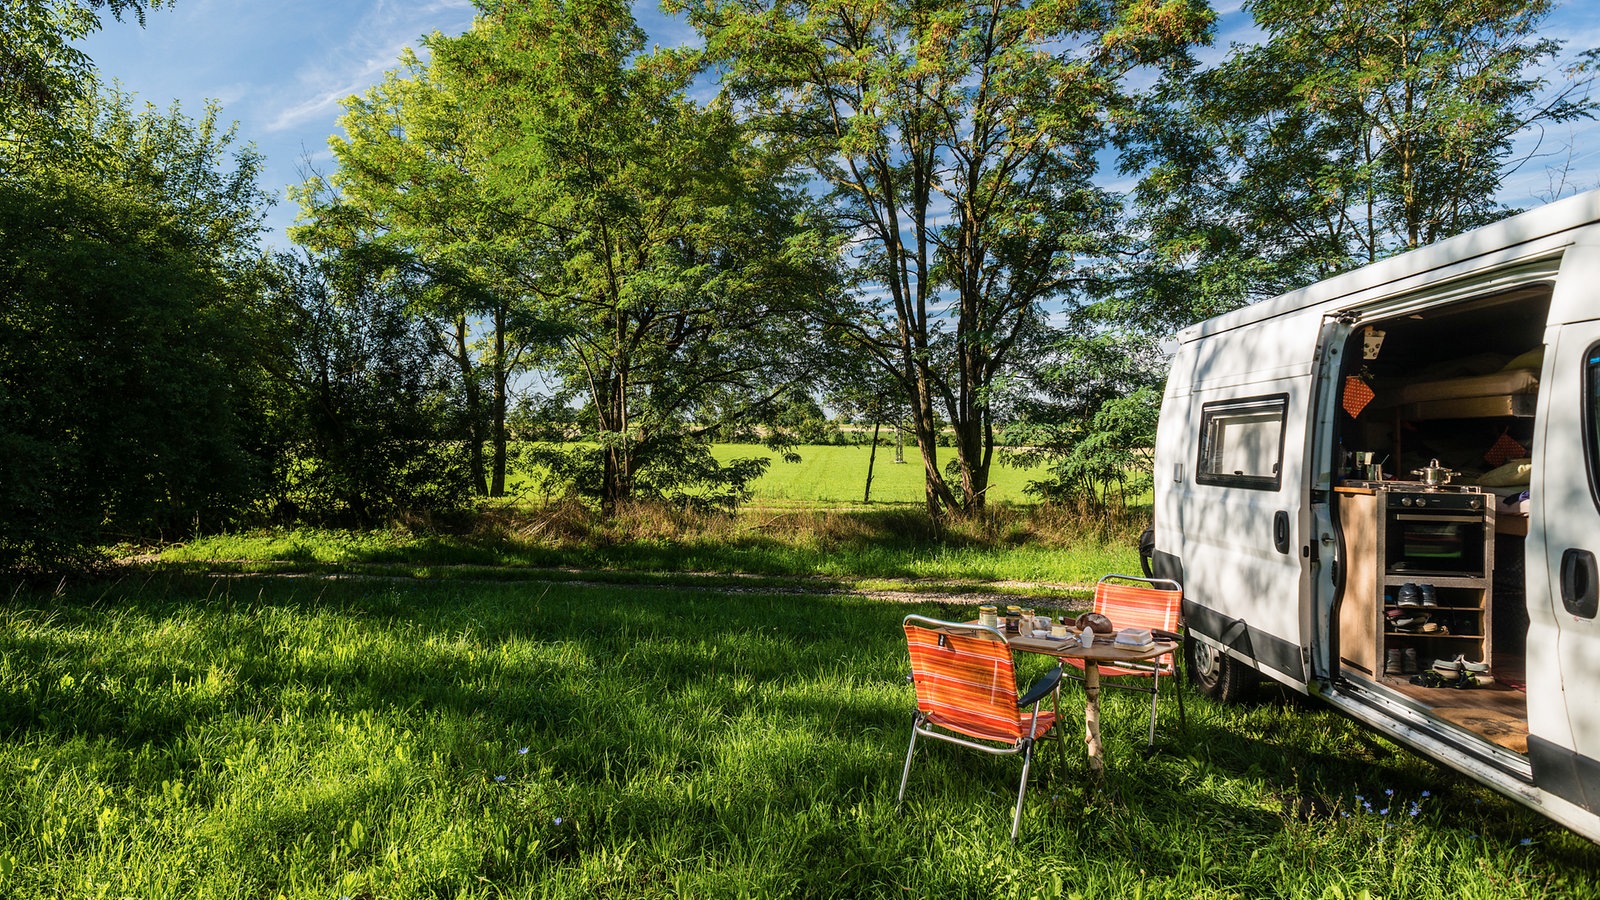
4;449;1595;897
3;574;1596;898
710;442;1047;507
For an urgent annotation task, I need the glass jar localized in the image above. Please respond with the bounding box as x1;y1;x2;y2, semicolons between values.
978;605;999;629
1005;604;1022;633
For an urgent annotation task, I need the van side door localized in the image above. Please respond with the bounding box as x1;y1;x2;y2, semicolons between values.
1164;317;1317;688
1527;251;1600;815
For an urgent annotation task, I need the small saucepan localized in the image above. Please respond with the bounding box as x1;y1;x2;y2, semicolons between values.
1411;458;1456;487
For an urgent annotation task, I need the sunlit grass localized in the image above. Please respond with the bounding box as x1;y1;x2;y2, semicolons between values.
158;504;1144;591
1;575;1594;898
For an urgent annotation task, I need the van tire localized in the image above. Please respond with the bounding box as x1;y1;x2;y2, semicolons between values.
1186;637;1254;703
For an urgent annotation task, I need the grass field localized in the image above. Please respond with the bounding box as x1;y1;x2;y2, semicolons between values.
708;443;1047;507
159;505;1143;593
2;574;1596;898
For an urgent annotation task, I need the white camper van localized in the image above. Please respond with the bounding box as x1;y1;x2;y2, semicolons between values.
1148;189;1600;842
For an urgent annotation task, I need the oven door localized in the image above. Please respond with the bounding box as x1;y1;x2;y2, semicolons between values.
1385;511;1487;577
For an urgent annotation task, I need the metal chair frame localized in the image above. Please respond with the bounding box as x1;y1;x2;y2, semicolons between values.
1061;574;1186;748
896;614;1065;842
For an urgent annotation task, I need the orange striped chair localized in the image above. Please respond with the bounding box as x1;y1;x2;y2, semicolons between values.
897;614;1064;841
1064;574;1185;748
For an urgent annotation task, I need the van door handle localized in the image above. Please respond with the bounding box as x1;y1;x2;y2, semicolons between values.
1560;548;1599;618
1273;510;1291;555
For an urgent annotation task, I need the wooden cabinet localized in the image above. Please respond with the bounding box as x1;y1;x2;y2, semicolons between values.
1336;488;1494;678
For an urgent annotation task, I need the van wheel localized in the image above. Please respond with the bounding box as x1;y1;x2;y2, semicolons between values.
1186;637;1254;703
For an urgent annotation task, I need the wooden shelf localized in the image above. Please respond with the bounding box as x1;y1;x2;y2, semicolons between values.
1337;491;1495;676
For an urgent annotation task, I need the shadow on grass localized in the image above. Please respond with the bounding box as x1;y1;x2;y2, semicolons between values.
4;572;1598;897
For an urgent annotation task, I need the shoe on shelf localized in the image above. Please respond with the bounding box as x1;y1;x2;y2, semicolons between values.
1397;583;1421;607
1403;648;1420;675
1385;648;1405;676
1460;657;1490;674
1432;658;1464;677
1419;583;1438;607
1393;614;1429;631
1420;621;1449;634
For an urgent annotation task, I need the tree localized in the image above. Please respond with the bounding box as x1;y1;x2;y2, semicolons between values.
1005;328;1163;524
292;48;541;499
677;0;1211;519
1121;0;1600;314
424;0;843;514
259;250;471;524
0;173;266;571
1;0;170;162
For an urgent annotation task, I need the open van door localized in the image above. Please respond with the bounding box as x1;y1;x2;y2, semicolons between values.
1527;249;1600;818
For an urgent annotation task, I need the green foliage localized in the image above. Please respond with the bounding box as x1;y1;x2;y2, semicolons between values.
520;434;772;514
259;251;473;525
0;172;263;572
2;574;1595;897
677;0;1212;516
0;0;170;158
301;0;844;514
0;69;274;573
1006;329;1165;523
1120;0;1599;316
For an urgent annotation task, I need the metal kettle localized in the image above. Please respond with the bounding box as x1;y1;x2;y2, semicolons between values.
1411;458;1456;487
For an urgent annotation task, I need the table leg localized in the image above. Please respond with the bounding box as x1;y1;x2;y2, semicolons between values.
1084;660;1103;777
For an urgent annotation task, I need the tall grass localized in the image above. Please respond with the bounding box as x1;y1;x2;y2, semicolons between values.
158;504;1144;591
2;575;1595;898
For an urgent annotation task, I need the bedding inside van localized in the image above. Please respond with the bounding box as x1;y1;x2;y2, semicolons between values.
1392;368;1540;405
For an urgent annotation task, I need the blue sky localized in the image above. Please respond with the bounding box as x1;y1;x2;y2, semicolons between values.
79;0;1600;249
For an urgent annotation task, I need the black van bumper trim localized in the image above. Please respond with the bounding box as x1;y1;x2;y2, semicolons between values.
1183;599;1304;679
1528;735;1600;815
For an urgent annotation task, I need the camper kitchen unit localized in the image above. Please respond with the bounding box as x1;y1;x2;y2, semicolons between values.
1148;189;1600;842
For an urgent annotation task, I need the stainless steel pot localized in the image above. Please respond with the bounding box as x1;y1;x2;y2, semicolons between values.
1411;458;1456;487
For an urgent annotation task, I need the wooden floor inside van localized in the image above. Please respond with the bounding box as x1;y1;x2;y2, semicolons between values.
1377;658;1529;754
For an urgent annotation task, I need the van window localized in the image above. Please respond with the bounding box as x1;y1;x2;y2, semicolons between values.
1197;395;1288;490
1588;344;1600;508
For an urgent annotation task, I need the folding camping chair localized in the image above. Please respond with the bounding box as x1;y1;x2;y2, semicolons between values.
896;614;1065;842
1064;575;1185;748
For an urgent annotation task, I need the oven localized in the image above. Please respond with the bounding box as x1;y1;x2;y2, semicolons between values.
1381;486;1490;578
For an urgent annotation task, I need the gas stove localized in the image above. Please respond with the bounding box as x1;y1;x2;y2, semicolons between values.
1375;481;1481;494
1378;482;1488;512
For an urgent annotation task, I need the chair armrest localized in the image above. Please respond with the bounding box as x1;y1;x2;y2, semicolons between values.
1153;628;1181;643
1017;664;1064;708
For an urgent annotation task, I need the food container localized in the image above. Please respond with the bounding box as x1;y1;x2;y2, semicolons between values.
978;605;998;629
1005;604;1022;633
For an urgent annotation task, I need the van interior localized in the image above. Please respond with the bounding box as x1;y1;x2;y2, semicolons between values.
1330;283;1549;757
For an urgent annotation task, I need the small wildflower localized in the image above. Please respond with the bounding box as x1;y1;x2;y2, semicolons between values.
1520;837;1533;846
1421;790;1432;798
554;817;564;825
1379;808;1389;816
1384;788;1395;797
494;775;507;782
1409;804;1420;818
518;747;529;755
